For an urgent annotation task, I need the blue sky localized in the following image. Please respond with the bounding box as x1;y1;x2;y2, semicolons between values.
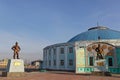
0;0;120;61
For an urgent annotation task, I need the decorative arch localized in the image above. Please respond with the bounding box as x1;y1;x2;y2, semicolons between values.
87;42;115;59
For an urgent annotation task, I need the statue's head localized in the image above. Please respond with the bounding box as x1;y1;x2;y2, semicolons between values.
15;42;18;45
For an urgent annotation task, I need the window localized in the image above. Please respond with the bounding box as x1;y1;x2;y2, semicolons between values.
60;60;64;66
53;60;56;66
49;60;51;66
44;53;46;58
49;49;51;56
45;61;47;66
44;50;47;57
46;52;47;56
53;48;56;55
69;59;73;66
108;58;113;66
69;47;73;53
60;48;64;54
89;57;94;66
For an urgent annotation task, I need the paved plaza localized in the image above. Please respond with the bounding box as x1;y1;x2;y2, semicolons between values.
0;71;120;80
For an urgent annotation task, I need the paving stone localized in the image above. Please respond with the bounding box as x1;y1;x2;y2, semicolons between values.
0;72;120;80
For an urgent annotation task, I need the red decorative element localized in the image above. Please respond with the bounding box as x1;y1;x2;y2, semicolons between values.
101;44;107;49
108;46;113;51
87;47;92;52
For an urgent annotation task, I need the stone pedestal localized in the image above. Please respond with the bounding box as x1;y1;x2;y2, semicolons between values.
94;59;108;72
92;59;111;76
92;71;111;76
2;59;25;77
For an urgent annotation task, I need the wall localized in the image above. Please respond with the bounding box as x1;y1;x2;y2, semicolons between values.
43;43;75;71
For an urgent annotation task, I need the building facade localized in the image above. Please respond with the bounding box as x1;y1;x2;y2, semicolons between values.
43;43;75;71
43;26;120;74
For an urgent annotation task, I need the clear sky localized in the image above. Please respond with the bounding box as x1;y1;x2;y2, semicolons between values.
0;0;120;61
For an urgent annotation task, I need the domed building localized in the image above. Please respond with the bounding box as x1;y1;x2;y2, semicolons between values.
43;26;120;74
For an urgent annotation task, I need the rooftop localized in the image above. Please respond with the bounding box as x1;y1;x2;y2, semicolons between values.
68;26;120;42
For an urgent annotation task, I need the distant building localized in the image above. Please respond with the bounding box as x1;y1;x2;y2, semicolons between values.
43;26;120;74
31;60;43;68
0;59;8;68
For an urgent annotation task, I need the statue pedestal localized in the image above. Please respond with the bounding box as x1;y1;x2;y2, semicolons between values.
92;71;111;76
92;59;111;76
2;59;25;77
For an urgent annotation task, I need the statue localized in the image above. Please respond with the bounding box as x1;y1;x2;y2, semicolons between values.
11;42;21;59
95;44;104;60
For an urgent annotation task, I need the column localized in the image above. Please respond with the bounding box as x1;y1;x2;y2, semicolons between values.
51;48;53;69
65;46;68;70
56;47;59;69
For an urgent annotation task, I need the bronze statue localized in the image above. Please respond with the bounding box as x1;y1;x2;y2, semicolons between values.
11;42;21;59
95;44;104;60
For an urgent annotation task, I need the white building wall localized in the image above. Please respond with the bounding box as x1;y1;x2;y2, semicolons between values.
56;47;59;69
44;39;120;71
43;50;46;68
43;50;45;68
65;46;68;70
43;43;75;71
46;49;49;69
51;48;53;69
